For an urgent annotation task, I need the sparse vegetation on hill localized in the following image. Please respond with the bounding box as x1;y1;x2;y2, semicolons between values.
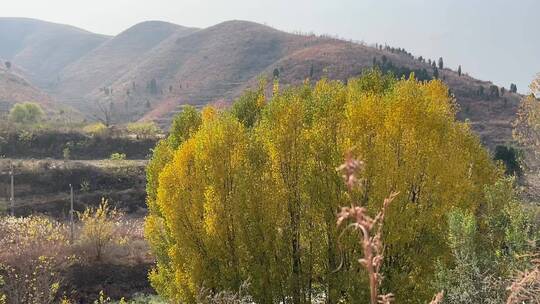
0;18;523;151
55;21;196;107
0;66;53;113
0;17;109;88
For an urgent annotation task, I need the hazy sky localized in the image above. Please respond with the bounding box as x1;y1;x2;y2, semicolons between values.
3;0;539;92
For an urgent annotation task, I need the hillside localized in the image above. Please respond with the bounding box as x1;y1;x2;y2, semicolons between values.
0;18;522;148
0;17;109;88
54;21;197;105
0;63;53;114
107;20;302;121
103;20;518;149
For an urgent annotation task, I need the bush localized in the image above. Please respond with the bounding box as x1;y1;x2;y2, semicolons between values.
9;102;45;125
126;122;161;139
0;210;151;303
110;152;127;161
435;178;538;304
196;281;253;304
83;123;108;137
77;199;122;261
63;147;71;160
494;145;522;176
0;216;72;303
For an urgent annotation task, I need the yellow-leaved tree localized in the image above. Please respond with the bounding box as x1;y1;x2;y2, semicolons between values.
145;70;502;304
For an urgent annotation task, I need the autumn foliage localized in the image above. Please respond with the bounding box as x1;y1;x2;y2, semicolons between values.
145;70;505;303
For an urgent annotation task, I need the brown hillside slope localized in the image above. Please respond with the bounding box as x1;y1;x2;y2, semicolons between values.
55;21;197;104
102;20;517;149
106;20;305;121
2;19;517;148
0;64;53;114
249;40;521;148
0;17;109;88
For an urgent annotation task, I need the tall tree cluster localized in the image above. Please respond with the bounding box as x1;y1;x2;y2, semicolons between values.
145;70;515;304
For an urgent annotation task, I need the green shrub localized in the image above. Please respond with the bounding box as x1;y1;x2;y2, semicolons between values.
494;145;522;176
435;178;537;303
63;147;71;160
9;102;44;125
110;152;127;161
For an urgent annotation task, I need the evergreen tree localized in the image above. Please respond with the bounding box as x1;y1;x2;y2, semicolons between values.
438;57;444;69
273;68;280;79
478;86;485;96
148;78;158;95
489;85;500;98
458;65;462;77
433;67;439;79
510;83;518;93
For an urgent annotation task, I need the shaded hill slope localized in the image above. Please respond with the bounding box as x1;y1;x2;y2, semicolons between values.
100;20;517;148
0;63;53;114
0;17;109;88
55;21;197;102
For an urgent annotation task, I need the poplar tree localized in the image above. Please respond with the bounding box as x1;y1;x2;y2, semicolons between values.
145;71;500;304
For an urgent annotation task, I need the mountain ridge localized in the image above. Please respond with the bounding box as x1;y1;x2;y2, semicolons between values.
0;18;522;148
0;17;110;88
54;20;198;101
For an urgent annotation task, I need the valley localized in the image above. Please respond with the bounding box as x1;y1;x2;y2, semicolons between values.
0;12;537;304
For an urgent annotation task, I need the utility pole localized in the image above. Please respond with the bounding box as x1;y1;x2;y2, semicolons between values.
9;162;14;216
69;183;74;244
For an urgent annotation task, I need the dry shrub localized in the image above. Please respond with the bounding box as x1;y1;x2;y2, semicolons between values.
109;217;150;265
506;257;540;304
76;199;150;264
77;199;122;262
0;202;150;303
429;292;444;304
0;216;73;303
